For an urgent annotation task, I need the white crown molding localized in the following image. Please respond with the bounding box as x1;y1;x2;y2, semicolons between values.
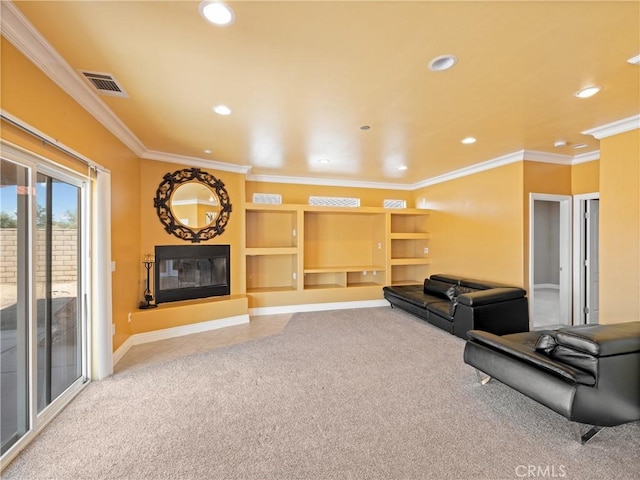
522;150;573;165
411;150;525;189
141;150;252;174
571;150;600;165
582;114;640;139
1;0;146;156
246;173;413;190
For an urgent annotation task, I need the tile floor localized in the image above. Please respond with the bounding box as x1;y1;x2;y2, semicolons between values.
114;313;293;374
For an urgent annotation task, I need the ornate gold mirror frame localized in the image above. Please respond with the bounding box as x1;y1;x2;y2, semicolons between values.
154;168;232;242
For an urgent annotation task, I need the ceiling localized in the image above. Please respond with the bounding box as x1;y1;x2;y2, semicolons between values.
6;0;640;187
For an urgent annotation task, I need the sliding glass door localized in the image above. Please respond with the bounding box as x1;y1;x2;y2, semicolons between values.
35;173;82;412
0;159;30;454
1;156;87;456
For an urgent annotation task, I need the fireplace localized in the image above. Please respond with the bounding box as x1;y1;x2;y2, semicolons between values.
154;245;230;304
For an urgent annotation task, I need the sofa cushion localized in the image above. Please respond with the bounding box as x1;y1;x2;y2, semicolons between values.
550;345;598;378
383;285;445;309
426;301;454;321
423;278;457;300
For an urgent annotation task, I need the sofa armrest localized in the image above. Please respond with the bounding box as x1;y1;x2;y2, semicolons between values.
457;287;526;307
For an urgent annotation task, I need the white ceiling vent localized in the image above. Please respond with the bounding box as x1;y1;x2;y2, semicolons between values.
383;199;407;209
252;193;282;205
79;70;128;97
309;196;360;208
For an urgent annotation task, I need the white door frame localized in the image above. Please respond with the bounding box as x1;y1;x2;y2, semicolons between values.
529;193;573;327
572;192;600;325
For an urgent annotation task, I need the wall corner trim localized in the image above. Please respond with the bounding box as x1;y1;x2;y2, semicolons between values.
112;314;251;368
582;114;640;139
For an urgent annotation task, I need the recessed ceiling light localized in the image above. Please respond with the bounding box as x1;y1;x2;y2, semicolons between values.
397;165;408;171
199;1;235;26
213;104;232;115
554;140;567;148
572;143;588;149
575;86;602;98
318;158;330;164
203;149;212;154
461;137;476;144
428;55;457;72
627;54;640;66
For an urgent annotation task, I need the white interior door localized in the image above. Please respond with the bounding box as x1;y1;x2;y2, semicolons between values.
572;193;600;325
586;199;600;324
529;194;572;329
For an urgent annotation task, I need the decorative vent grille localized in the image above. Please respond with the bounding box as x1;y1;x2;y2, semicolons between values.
309;196;360;208
383;199;407;209
79;70;128;97
252;193;282;205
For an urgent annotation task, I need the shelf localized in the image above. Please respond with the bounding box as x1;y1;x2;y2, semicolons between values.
390;232;430;240
391;264;429;284
304;265;385;274
246;254;298;292
246;207;298;249
390;258;430;266
246;285;296;294
246;247;298;256
390;211;429;235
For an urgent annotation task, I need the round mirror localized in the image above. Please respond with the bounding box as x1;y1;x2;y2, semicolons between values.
154;168;232;243
170;182;220;229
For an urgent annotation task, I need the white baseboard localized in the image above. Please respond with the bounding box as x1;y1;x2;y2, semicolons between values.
112;336;134;366
112;314;250;367
249;299;389;317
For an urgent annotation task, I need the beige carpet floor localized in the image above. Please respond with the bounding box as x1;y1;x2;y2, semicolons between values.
3;307;639;480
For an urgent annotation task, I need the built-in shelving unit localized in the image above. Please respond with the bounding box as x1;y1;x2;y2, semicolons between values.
303;208;386;290
244;204;429;307
245;205;300;293
389;212;431;285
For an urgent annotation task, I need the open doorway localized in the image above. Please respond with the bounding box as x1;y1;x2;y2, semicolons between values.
573;193;600;325
529;194;572;330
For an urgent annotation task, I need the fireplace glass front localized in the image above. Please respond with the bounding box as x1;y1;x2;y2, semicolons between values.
155;245;230;304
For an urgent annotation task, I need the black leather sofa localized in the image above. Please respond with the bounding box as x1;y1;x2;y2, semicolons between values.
382;274;529;339
463;322;640;442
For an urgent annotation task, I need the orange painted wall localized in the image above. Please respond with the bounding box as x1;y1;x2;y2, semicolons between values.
599;129;639;323
411;162;525;287
138;160;246;331
246;181;412;207
1;39;141;351
572;160;599;194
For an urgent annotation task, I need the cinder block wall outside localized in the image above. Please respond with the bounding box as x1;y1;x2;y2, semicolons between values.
1;228;78;285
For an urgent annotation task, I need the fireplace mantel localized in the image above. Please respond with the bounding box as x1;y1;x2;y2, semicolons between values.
130;294;248;335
